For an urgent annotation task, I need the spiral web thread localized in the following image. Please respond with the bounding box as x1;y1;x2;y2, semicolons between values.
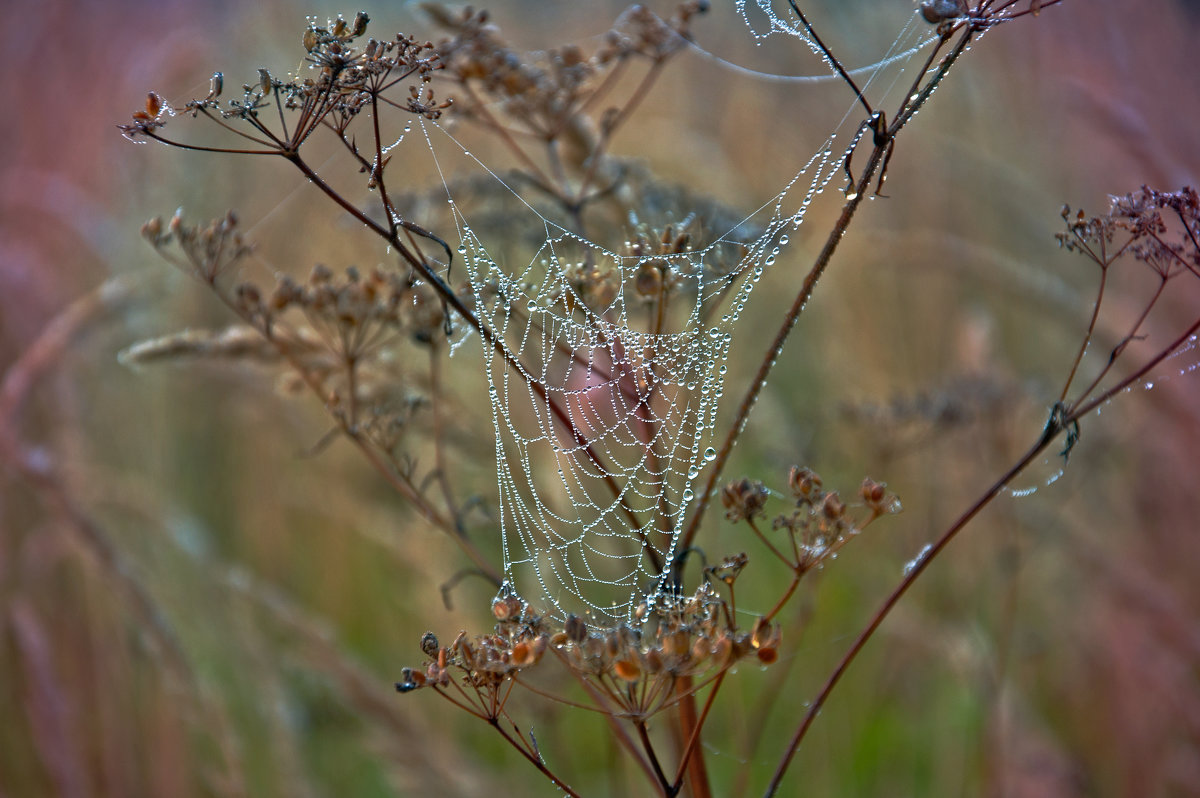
415;6;930;626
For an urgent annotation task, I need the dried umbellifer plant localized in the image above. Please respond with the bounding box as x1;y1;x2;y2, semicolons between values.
115;1;1199;796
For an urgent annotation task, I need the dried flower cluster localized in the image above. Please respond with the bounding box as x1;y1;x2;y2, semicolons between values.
424;1;709;235
140;210;252;284
1059;186;1200;281
398;577;779;721
722;467;900;582
120;12;448;147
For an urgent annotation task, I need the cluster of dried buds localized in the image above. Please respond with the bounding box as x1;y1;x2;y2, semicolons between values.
262;18;448;119
430;6;595;129
141;210;252;284
558;583;779;690
395;591;550;695
429;2;705;167
135;211;445;435
721;478;769;522
596;1;709;64
723;467;900;572
778;467;899;567
247;265;446;423
398;580;780;718
1059;186;1200;280
120;13;448;142
252;264;444;345
555;219;698;315
121;90;174;138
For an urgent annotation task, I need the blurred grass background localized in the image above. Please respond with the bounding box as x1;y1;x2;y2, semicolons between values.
2;0;1199;795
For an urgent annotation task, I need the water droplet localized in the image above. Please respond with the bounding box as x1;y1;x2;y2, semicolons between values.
703;447;716;461
682;488;695;502
903;544;932;575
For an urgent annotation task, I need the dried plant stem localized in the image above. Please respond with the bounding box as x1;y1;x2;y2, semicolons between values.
1066;275;1167;411
1067;316;1200;419
574;59;665;203
552;647;662;788
763;412;1065;796
1058;263;1109;403
487;719;582;798
680;144;885;552
681;22;975;552
671;671;724;796
281;149;660;564
764;307;1200;795
635;719;672;794
199;269;505;585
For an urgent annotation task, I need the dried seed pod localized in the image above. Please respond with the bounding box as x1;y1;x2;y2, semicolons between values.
145;91;163;117
662;630;690;656
788;466;823;503
420;631;439;658
208;72;223;99
634;261;663;299
860;477;886;505
564;613;588;644
613;658;641;682
821;491;846;521
492;594;522;621
395;667;423;692
721;478;768;522
756;644;779;665
511;641;536;667
351;11;370;37
140;216;163;242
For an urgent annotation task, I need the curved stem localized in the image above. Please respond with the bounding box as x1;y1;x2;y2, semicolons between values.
763;410;1063;796
764;308;1200;795
488;719;581;798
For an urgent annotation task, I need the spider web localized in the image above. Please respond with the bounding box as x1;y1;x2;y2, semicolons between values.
408;4;931;626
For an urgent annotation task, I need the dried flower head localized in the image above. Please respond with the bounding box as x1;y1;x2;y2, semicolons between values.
721;478;769;522
140;210;252;284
